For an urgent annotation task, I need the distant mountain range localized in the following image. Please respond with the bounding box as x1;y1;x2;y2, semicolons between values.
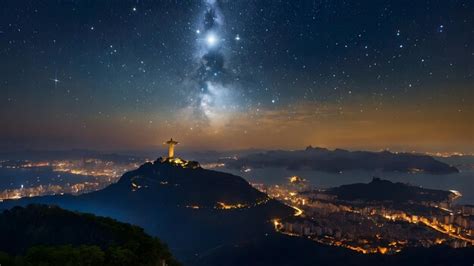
221;146;459;174
0;148;464;175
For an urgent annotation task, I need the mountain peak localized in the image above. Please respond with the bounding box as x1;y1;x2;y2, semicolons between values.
0;156;294;257
155;156;201;169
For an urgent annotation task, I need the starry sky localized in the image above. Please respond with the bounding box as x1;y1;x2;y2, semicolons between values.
0;0;473;153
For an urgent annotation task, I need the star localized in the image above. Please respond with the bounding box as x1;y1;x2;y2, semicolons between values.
206;33;218;47
0;0;471;153
50;77;60;88
439;25;444;32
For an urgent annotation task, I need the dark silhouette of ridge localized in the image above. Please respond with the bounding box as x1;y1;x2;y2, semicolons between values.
0;158;294;261
190;234;474;266
0;204;180;266
327;177;455;203
222;147;459;174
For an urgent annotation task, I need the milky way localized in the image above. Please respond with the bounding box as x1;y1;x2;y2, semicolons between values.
182;0;241;129
0;1;472;152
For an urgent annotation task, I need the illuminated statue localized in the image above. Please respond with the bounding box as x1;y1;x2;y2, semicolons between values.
164;138;179;159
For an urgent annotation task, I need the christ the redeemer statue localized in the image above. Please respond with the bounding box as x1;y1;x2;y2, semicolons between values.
164;138;179;159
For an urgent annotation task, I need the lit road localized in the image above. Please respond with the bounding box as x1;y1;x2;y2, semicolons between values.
419;220;474;244
292;206;303;216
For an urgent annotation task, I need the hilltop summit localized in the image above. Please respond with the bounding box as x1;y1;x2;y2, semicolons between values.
0;157;294;260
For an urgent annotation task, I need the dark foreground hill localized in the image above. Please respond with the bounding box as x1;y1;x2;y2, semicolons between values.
0;204;179;266
0;158;294;261
222;147;459;174
191;234;474;266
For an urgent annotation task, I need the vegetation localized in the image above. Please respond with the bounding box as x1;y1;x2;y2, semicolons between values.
0;204;180;266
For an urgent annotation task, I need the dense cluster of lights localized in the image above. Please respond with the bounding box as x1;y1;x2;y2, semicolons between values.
0;159;140;201
264;180;473;254
0;182;102;201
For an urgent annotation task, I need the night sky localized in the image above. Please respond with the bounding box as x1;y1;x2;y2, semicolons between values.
1;0;472;152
